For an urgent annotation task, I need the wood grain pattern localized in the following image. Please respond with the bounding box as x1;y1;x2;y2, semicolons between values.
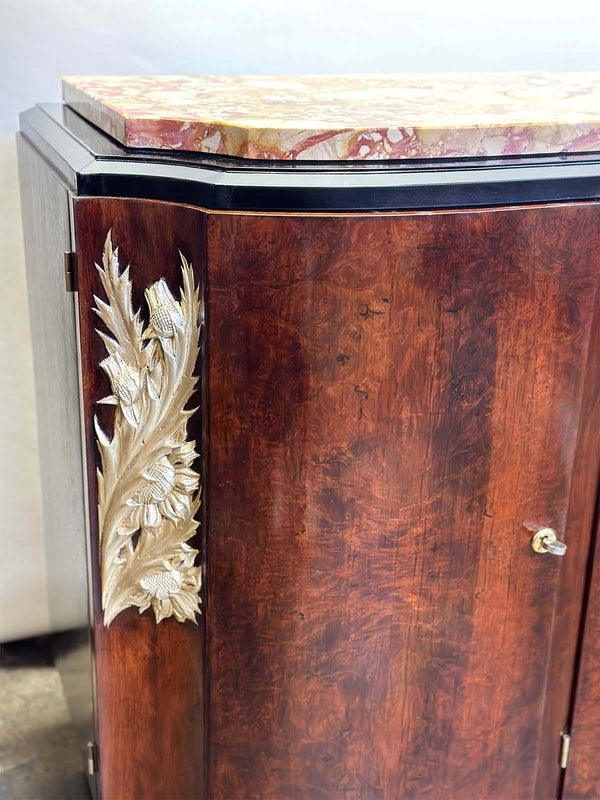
72;198;600;800
563;526;600;800
536;222;600;800
74;198;206;800
205;205;600;800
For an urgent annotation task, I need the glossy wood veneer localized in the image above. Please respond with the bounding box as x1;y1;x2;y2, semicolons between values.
72;198;600;799
204;205;600;799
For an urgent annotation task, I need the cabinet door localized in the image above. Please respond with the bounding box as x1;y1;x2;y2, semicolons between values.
205;204;600;800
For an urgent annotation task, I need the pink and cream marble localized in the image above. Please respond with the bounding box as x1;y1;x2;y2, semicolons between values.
62;73;600;161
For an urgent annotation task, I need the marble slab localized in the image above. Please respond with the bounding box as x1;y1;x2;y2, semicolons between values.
62;72;600;161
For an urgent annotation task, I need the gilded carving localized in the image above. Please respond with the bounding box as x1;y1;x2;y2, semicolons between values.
94;232;202;626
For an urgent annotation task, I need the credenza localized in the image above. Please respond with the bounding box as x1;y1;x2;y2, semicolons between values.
18;72;600;799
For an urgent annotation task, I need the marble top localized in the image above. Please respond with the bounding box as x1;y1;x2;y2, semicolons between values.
62;72;600;162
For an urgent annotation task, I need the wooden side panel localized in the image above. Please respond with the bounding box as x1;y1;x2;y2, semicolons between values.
563;530;600;800
17;135;89;633
205;205;600;800
17;134;94;761
73;198;206;800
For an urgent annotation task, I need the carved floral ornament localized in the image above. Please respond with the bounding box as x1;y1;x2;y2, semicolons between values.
93;232;202;626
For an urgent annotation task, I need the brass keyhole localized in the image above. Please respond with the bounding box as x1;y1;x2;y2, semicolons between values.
531;527;567;556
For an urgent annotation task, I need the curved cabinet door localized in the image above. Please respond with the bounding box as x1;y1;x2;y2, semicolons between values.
74;198;600;800
205;204;600;800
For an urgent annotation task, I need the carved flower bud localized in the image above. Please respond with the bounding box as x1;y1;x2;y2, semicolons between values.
140;458;176;503
135;554;202;623
142;279;183;340
100;354;142;406
140;568;183;600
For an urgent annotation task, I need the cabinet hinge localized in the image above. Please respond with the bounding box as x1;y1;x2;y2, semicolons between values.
86;740;98;776
560;732;571;769
64;251;78;292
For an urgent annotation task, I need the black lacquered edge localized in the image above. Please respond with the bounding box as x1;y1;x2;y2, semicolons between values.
20;104;600;211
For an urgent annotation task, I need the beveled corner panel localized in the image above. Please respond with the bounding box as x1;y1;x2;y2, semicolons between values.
73;198;206;800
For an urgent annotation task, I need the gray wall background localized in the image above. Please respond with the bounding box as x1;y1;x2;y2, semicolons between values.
1;0;599;640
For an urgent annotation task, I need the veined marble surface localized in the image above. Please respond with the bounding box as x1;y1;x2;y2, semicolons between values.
62;72;600;161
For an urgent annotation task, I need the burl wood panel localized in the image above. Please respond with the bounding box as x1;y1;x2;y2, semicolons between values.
536;230;600;800
563;528;600;800
205;205;600;800
74;198;206;800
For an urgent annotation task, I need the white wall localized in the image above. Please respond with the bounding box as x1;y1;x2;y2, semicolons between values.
1;0;599;641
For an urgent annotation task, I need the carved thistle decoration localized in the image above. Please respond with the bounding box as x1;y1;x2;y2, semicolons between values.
93;232;202;626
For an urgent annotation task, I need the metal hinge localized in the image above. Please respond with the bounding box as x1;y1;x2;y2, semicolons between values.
560;732;571;769
64;251;78;292
86;740;98;776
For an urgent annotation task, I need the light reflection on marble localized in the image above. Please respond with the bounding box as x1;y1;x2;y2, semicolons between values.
62;72;600;161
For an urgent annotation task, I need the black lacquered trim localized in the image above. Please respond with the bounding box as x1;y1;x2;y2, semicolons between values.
20;104;600;212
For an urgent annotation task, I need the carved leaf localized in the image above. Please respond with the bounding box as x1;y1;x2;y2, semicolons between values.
93;231;202;626
93;233;145;368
